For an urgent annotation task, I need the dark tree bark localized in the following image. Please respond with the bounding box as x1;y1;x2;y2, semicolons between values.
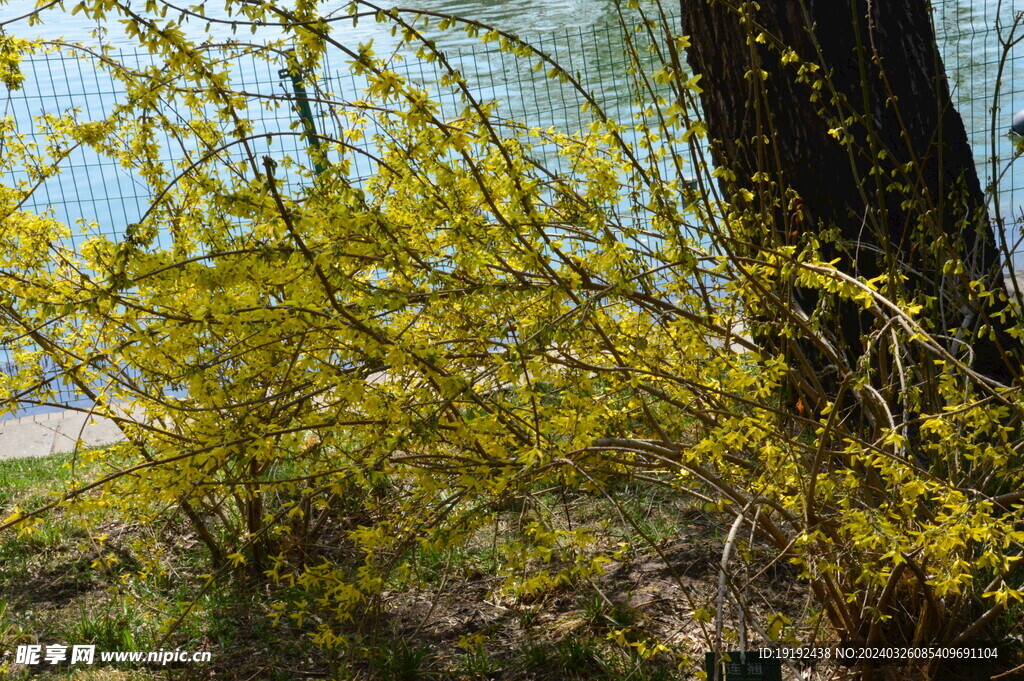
680;0;1020;408
678;0;1023;667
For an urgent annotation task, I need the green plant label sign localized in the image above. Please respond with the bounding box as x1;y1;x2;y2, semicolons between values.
704;651;782;681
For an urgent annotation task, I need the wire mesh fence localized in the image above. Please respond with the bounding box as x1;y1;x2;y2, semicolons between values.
1;1;1023;416
936;0;1024;258
2;15;676;244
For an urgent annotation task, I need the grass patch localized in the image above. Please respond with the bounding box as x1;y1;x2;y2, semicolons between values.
0;450;326;681
0;450;76;509
0;450;740;681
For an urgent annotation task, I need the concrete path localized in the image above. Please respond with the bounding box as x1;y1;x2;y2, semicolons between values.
0;409;125;460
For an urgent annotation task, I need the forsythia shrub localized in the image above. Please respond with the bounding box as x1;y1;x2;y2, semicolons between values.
1;1;1023;677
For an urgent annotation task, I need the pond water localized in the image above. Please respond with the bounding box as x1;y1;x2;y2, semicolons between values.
1;0;659;241
2;0;1022;239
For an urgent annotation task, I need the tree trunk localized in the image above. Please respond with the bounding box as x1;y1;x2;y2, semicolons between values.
678;0;1022;667
680;0;1019;402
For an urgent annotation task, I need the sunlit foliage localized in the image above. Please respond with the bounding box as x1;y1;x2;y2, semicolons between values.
1;0;1023;676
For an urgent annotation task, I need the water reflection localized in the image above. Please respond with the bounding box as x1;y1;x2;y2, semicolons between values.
3;0;668;217
0;0;621;45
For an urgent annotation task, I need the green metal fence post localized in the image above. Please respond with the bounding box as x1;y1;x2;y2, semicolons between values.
279;51;326;176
